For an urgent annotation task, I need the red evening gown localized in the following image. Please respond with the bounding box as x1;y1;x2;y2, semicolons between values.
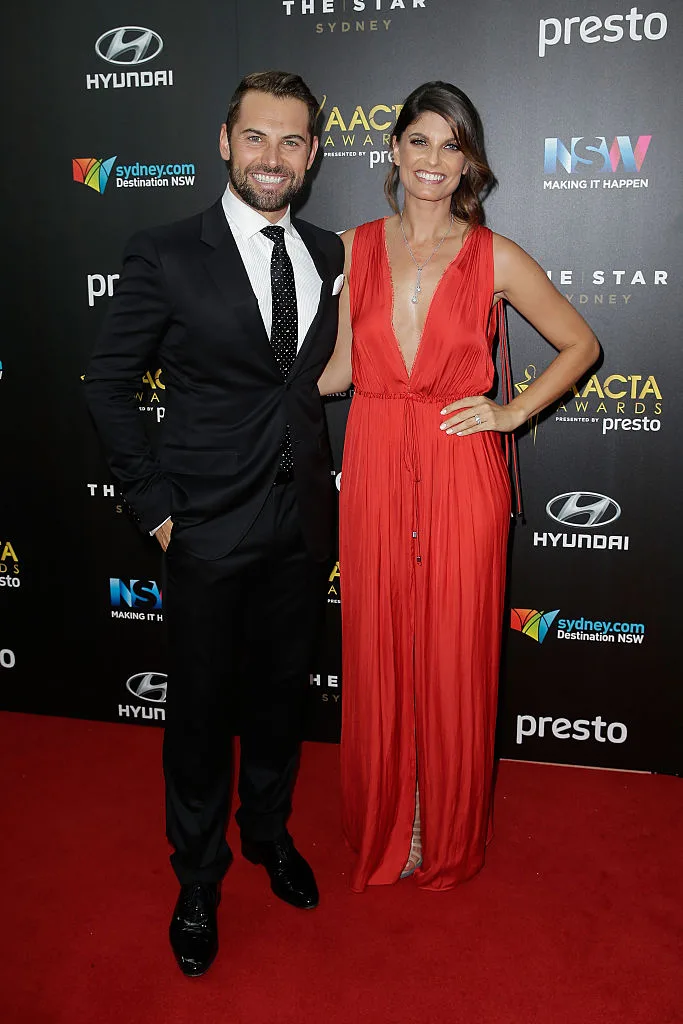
339;218;512;892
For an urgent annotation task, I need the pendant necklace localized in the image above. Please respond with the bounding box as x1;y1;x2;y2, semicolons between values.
400;211;454;303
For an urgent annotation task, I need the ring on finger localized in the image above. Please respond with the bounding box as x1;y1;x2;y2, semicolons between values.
474;413;482;425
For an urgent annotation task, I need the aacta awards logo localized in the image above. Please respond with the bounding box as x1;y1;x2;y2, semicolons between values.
327;560;340;605
0;540;20;590
83;366;165;421
318;94;402;168
280;0;429;35
86;26;174;90
557;372;662;434
72;157;196;194
137;368;165;422
517;366;663;439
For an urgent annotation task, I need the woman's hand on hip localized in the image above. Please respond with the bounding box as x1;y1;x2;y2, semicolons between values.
439;396;525;436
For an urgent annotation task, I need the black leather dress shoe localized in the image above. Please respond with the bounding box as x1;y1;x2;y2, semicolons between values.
169;882;220;977
242;833;319;909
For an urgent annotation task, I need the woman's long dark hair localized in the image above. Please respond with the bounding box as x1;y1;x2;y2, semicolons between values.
385;81;496;228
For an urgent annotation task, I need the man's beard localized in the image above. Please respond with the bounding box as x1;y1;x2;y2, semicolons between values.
229;161;306;212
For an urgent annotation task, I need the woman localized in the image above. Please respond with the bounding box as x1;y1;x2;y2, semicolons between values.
318;82;599;892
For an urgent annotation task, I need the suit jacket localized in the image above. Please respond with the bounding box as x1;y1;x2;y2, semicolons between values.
84;199;344;560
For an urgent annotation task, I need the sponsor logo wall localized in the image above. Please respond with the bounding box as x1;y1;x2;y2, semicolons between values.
2;1;680;774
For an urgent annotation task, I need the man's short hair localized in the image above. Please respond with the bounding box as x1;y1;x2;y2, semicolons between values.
225;71;319;144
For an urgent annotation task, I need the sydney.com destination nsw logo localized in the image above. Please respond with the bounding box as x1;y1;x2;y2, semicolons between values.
511;608;646;645
72;156;196;193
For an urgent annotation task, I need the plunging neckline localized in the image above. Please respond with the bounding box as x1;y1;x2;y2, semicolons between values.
383;218;479;380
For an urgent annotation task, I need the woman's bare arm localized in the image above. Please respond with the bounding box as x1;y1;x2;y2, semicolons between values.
441;234;600;435
318;229;355;396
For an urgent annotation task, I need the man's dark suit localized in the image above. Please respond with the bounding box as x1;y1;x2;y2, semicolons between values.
85;198;344;883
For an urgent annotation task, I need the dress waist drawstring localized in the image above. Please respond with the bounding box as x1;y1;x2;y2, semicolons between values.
354;390;470;566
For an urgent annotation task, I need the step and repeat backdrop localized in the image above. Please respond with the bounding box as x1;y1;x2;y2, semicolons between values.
2;1;680;773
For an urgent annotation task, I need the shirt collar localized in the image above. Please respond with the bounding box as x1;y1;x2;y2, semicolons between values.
221;183;293;240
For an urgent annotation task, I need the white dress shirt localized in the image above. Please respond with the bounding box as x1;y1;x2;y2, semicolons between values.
221;183;322;351
151;187;322;535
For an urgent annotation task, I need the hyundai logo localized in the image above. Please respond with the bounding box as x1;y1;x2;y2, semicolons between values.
95;27;163;66
126;671;167;703
546;492;621;528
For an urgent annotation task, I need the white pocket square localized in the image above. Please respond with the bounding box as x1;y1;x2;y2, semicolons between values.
332;273;345;296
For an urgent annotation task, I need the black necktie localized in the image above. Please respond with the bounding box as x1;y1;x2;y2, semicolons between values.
261;225;298;474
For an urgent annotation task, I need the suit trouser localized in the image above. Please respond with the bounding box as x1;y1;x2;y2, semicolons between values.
162;482;325;885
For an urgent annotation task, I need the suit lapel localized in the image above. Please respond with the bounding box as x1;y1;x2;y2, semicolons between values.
290;218;331;374
200;202;332;376
200;201;276;368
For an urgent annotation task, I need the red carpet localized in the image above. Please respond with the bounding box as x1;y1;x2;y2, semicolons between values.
1;712;681;1024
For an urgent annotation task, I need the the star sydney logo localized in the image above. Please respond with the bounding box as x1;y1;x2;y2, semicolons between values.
510;608;560;644
72;156;117;194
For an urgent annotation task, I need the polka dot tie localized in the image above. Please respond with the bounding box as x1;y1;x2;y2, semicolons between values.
262;225;298;474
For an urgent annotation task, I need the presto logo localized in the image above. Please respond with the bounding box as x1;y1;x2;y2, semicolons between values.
516;715;627;744
538;8;668;58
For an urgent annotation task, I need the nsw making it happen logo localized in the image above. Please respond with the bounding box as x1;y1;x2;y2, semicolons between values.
543;134;652;192
110;578;163;622
72;157;196;194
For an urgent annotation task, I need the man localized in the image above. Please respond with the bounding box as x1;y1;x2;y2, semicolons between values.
85;71;344;977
